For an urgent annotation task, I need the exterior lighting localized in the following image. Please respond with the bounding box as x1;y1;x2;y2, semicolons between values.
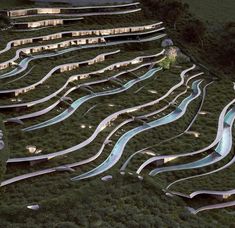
199;111;208;115
26;145;37;154
35;149;42;154
165;192;174;197
27;205;40;210
127;108;138;113
145;151;156;156
148;89;158;94
164;156;177;163
101;175;113;182
100;125;107;131
186;131;200;138
80;124;86;129
120;171;125;175
138;175;143;181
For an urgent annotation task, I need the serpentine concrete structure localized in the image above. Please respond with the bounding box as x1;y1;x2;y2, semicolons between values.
135;98;235;175
6;62;164;124
12;17;84;29
22;67;163;131
169;189;235;200
10;8;142;22
149;105;235;176
0;27;165;72
187;200;235;214
5;66;35;85
0;22;163;55
1;1;234;216
1;119;134;186
5;63;158;122
166;149;235;197
4;2;140;18
0;129;4;151
71;80;203;181
0;73;202;186
122;76;210;173
6;67;163;164
0;50;120;96
6;65;197;164
164;113;235;196
0;34;166;101
2;50;165;110
135;81;212;174
2;75;200;186
2;89;196;186
7;65;196;163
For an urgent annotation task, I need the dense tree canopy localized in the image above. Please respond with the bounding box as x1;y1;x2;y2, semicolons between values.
182;19;206;45
215;22;235;68
143;0;189;28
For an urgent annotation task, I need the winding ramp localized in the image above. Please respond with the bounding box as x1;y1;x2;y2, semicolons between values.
2;50;165;109
149;106;235;176
6;65;197;164
22;68;162;131
187;200;235;214
136;97;235;174
71;80;203;181
0;27;165;72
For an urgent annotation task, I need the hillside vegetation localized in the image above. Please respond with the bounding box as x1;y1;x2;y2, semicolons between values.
0;0;234;227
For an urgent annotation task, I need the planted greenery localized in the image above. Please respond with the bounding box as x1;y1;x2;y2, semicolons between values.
0;0;234;226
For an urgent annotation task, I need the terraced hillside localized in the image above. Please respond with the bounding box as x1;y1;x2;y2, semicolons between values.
0;1;235;227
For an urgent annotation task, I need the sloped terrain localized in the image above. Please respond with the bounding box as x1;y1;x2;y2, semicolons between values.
0;1;234;227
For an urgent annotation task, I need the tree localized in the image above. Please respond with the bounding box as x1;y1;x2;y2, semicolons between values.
143;0;189;29
215;22;235;68
182;19;206;47
161;1;189;29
